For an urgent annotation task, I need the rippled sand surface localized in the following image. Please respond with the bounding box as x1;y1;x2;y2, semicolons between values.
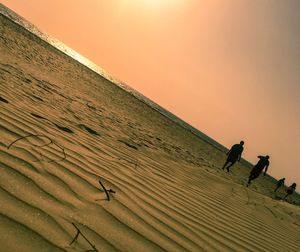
0;6;300;252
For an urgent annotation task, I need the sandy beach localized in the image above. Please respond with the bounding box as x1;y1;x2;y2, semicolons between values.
1;5;300;252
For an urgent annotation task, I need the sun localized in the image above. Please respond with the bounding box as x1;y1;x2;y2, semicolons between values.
140;0;184;8
120;0;185;12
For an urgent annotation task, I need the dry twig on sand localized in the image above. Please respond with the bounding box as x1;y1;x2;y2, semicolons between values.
99;179;116;201
70;223;99;252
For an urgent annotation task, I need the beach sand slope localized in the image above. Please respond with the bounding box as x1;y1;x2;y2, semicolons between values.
0;8;300;252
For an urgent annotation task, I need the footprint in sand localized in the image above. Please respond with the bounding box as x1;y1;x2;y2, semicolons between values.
54;123;74;133
31;113;74;133
30;95;44;102
0;96;9;103
78;124;99;136
31;112;47;120
118;139;138;150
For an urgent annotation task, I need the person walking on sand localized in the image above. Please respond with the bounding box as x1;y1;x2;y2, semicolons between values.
274;178;285;192
283;183;297;199
246;155;270;187
222;141;244;172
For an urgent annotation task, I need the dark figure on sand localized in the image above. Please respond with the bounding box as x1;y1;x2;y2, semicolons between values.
222;141;244;172
246;155;270;187
274;178;285;192
284;183;297;199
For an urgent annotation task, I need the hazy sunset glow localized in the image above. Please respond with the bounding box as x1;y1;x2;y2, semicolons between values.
120;0;186;9
2;0;300;190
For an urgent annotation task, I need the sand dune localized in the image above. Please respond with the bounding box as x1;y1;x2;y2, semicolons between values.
1;5;300;252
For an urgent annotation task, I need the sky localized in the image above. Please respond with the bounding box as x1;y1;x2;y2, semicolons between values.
2;0;300;188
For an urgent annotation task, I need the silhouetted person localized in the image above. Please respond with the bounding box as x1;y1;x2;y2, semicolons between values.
246;155;270;187
283;183;297;199
274;178;285;192
222;141;244;172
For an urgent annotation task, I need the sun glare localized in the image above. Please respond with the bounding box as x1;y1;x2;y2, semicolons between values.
120;0;185;12
141;0;184;8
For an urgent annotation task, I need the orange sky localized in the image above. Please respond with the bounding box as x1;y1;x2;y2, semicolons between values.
2;0;300;188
